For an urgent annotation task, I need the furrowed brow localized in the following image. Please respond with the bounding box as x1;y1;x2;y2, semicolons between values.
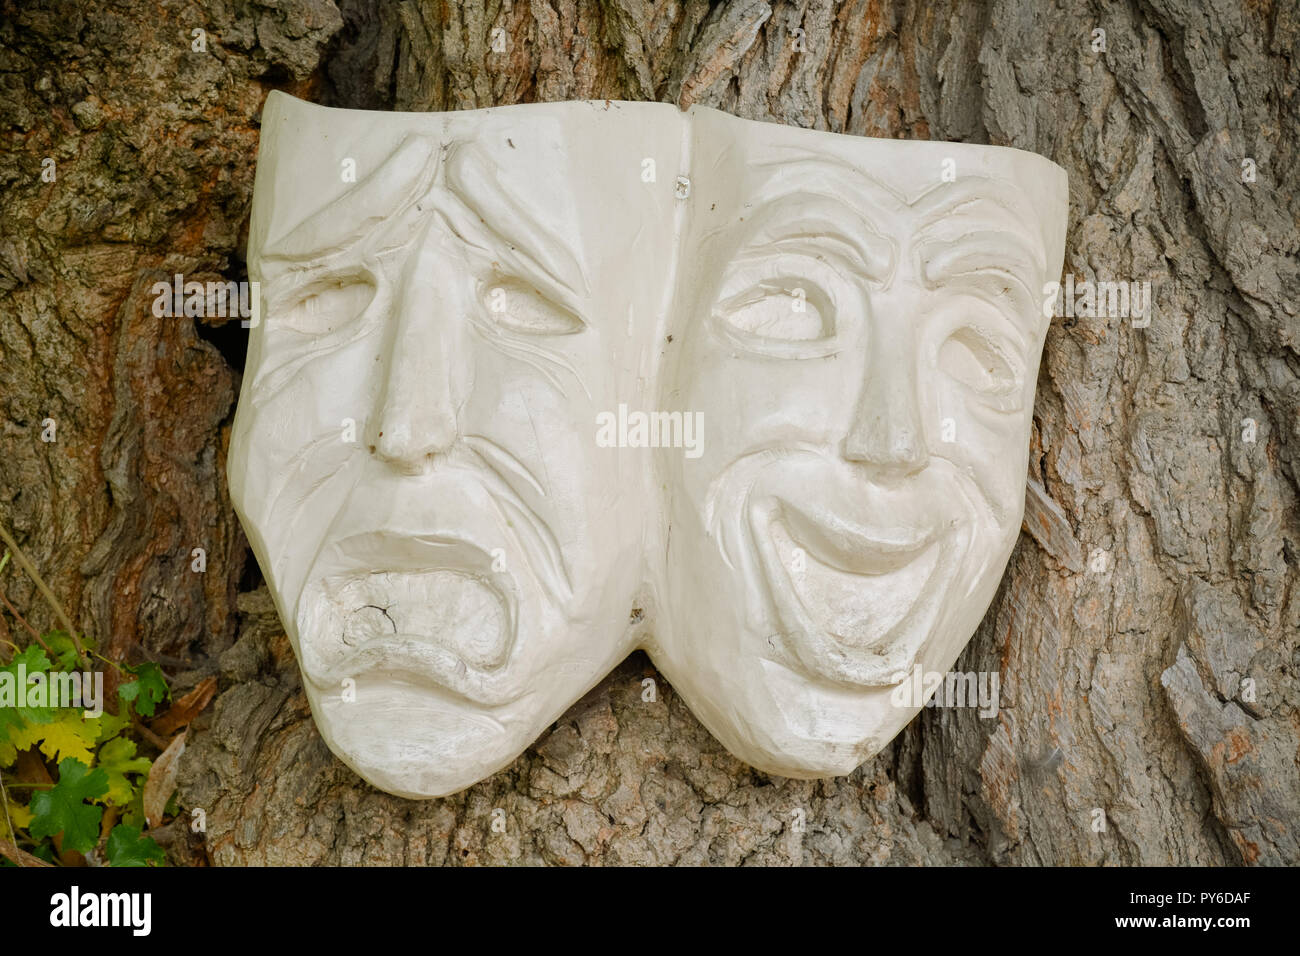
709;189;897;285
259;135;442;268
912;180;1047;274
442;143;588;299
917;234;1045;344
913;182;1050;339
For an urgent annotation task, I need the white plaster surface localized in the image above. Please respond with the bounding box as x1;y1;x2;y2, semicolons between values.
229;91;1068;797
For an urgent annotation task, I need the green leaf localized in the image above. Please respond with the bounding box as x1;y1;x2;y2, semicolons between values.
12;709;98;765
32;842;56;863
43;631;83;671
91;707;132;742
97;736;152;806
120;786;146;829
118;662;168;718
105;823;165;867
29;757;108;853
0;646;55;735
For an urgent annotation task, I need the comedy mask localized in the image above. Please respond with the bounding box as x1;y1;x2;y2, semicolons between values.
229;92;1067;797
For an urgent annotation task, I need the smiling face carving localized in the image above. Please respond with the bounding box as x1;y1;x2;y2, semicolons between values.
230;93;1067;796
651;112;1066;776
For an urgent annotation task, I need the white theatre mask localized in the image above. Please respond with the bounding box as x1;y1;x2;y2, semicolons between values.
654;108;1067;776
230;92;1067;797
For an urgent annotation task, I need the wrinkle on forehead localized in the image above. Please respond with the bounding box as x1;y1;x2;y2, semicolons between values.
443;141;589;298
912;178;1047;268
911;179;1052;338
748;154;1047;253
260;134;443;267
749;152;911;223
256;130;591;304
722;155;1050;325
702;189;897;285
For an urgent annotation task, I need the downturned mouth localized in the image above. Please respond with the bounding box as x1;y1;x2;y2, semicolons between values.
297;531;521;705
324;566;510;670
293;435;575;706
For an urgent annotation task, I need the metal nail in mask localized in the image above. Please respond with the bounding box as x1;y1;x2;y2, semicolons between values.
230;92;1068;797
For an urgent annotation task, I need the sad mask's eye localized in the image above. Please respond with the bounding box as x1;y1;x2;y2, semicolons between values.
715;280;834;351
283;277;375;336
482;278;583;335
938;327;1018;396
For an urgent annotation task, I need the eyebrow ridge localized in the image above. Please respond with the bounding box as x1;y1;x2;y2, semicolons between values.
709;192;898;285
259;134;442;267
443;143;589;299
918;236;1045;344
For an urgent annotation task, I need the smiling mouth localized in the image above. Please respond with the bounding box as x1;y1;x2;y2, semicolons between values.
756;497;946;682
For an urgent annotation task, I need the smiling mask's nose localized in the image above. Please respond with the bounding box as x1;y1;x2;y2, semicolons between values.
841;320;928;477
370;236;462;475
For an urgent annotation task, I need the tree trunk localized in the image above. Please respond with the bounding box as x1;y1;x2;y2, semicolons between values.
1;0;1296;865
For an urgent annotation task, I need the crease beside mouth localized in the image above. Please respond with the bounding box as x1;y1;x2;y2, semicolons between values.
720;456;972;683
462;436;574;603
293;438;573;705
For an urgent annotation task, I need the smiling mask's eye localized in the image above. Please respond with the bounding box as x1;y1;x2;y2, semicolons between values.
938;327;1018;395
716;280;834;350
282;278;376;336
482;277;584;335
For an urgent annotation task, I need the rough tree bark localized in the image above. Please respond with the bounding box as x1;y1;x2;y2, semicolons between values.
0;0;1296;865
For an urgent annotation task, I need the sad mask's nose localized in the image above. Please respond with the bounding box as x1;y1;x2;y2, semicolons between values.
370;251;462;475
372;368;458;475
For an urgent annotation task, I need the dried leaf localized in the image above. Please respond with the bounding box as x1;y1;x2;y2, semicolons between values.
150;676;217;737
143;731;185;829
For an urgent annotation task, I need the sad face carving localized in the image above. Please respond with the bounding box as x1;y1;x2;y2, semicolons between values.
229;93;1067;798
